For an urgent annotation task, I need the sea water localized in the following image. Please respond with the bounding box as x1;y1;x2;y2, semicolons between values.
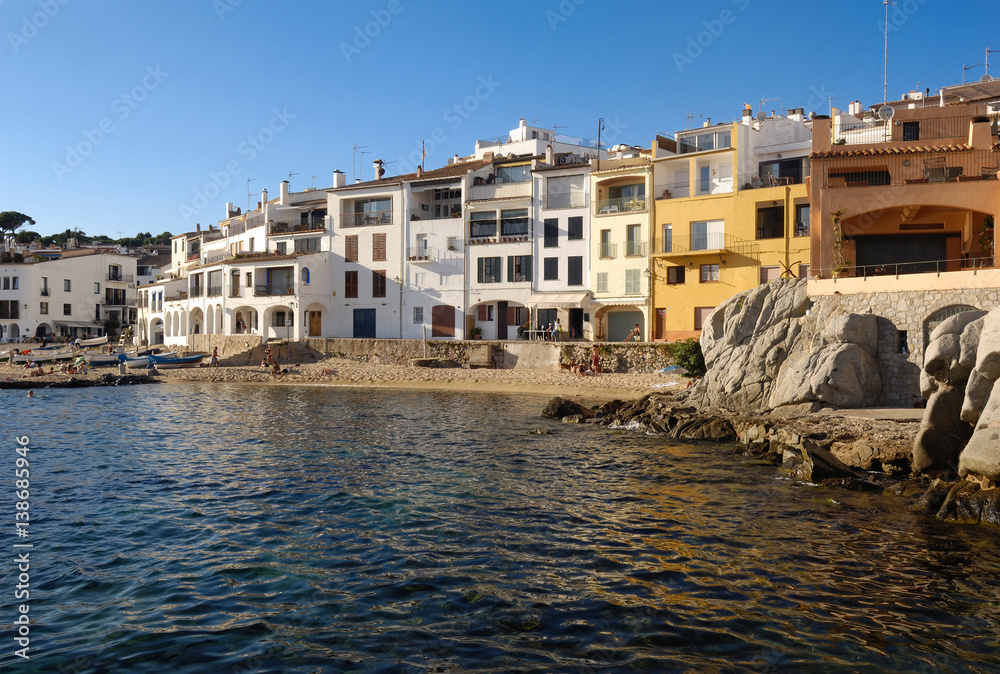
3;382;1000;672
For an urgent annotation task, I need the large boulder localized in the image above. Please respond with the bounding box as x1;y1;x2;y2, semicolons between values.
540;397;594;420
913;386;973;475
958;384;1000;480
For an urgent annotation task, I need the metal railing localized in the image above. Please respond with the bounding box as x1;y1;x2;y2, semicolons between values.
595;196;648;215
658;233;757;256
832;114;990;146
735;172;805;190
207;285;223;297
106;272;135;282
40;289;49;296
269;221;327;235
341;211;392;227
599;242;617;259
189;286;203;298
624;240;647;257
809;255;994;279
819;150;998;189
543;192;588;209
406;247;433;262
254;284;295;297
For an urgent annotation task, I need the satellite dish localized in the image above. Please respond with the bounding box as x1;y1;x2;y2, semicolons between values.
877;104;895;121
980;74;994;83
755;111;766;122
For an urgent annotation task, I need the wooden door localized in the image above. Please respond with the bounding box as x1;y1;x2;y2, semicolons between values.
308;311;321;336
431;305;455;338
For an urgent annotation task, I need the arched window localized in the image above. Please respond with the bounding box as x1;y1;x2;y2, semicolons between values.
301;267;310;285
924;304;980;348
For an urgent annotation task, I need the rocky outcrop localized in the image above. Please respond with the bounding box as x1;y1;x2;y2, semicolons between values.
0;373;158;389
685;279;885;415
912;309;1000;481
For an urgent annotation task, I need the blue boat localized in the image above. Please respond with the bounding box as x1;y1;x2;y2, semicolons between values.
148;353;206;369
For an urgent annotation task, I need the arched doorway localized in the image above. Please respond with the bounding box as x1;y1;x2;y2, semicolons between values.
924;304;981;349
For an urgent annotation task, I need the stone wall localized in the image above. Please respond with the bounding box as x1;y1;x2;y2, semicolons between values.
815;288;1000;406
187;336;678;373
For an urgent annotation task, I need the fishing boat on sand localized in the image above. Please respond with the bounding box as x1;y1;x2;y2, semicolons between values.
146;353;205;369
121;352;177;369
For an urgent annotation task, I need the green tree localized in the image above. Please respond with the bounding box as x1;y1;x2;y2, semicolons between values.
102;316;121;340
0;211;35;237
15;230;40;244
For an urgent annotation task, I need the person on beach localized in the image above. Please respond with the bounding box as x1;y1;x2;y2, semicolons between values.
554;318;563;342
210;347;219;368
591;345;601;374
623;324;641;342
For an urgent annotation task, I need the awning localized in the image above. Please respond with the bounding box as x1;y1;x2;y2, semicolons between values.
590;298;646;308
54;321;102;329
528;292;591;308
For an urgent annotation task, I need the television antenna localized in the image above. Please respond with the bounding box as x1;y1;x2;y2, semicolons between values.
963;47;1000;82
246;178;256;213
883;0;896;103
352;144;369;182
552;122;567;137
287;171;298;188
759;97;780;115
310;174;319;189
686;109;702;129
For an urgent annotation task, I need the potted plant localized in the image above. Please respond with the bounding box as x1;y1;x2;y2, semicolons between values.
470;327;482;340
980;215;994;266
831;209;850;277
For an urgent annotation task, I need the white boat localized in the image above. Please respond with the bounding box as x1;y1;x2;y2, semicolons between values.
83;352;120;365
122;352;176;369
13;349;75;365
78;336;109;348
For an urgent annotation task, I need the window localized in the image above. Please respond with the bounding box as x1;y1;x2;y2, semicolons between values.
667;266;686;284
495;164;530;183
625;269;642;294
500;209;529;237
898;330;909;355
596;272;608;293
543;257;558;280
301;268;310;285
0;301;17;319
544;218;559;247
372;233;387;261
470;211;497;238
691;219;724;250
352;197;392;222
678;128;731;154
567;216;583;240
599;229;613;258
245;272;252;288
626;224;643;256
345;271;358;298
345;235;359;262
94;282;100;294
478;304;496;321
756;206;784;239
272;311;293;328
798;263;810;279
64;279;71;292
662;224;673;253
413;306;424;324
795;204;810;237
276;242;287;255
902;121;919;141
41;277;48;295
694;307;715;330
760;266;780;284
39;302;48;315
568;256;583;286
294;237;320;253
477;257;502;283
508;255;532;282
372;270;387;298
758;157;805;185
700;264;720;282
63;303;72;315
11;277;17;290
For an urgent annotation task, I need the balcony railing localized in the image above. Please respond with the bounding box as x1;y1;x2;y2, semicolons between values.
543;192;588;209
820;150;998;188
254;284;295;297
207;285;223;297
229;287;241;298
831;114;987;146
126;299;137;307
810;255;994;279
406;247;433;262
599;243;618;259
735;172;805;190
187;253;200;261
269;221;327;235
341;211;392;228
189;286;203;298
658;233;757;256
595;196;648;216
40;289;49;296
106;272;135;282
624;240;647;257
468;181;532;201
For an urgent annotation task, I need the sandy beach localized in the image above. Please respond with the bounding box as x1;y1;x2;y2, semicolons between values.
3;354;686;402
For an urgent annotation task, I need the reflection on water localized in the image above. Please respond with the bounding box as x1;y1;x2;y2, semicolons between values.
3;382;1000;672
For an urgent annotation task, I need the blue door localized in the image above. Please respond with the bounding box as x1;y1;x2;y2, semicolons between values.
353;309;376;338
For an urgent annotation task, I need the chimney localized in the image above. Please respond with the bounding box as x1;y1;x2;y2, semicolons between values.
225;202;234;218
261;188;268;204
196;223;201;233
703;118;711;128
355;179;361;184
332;170;346;188
545;144;554;164
417;166;423;177
742;106;752;125
279;180;289;205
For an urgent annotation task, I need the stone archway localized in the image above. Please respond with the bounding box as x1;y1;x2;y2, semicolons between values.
924;304;981;349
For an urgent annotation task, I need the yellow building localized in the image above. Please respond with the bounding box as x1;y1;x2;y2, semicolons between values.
650;110;813;340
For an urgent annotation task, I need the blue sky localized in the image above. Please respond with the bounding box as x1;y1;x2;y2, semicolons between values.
2;0;995;238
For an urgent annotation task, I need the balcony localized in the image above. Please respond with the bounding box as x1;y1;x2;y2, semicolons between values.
657;233;757;257
599;243;618;259
187;253;200;262
468;181;531;202
254;283;295;297
595;196;648;216
624;240;647;257
40;288;49;296
831;114;980;146
189;286;203;298
406;247;433;263
542;191;588;209
342;211;392;228
126;299;137;307
736;172;804;190
269;221;327;235
106;272;135;283
820;150;998;189
229;287;242;298
207;285;223;297
164;292;187;303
